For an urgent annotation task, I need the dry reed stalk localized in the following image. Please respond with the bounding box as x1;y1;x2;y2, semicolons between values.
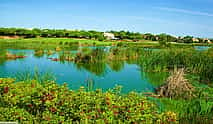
157;68;195;99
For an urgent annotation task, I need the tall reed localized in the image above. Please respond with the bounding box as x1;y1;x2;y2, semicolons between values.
139;48;213;83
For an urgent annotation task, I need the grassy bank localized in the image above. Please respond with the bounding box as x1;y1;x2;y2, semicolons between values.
0;38;164;51
1;37;211;50
0;38;115;49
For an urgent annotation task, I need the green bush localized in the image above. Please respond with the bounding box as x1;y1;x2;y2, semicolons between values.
0;78;177;123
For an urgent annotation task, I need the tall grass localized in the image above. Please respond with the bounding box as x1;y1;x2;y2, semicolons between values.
15;69;56;83
159;97;213;124
139;48;213;84
139;48;213;122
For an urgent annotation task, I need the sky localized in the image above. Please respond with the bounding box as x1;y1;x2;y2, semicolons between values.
0;0;213;38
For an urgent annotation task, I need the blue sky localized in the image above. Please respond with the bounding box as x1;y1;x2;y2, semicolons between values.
0;0;213;38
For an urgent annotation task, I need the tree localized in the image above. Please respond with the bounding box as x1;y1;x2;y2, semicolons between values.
182;36;193;43
142;33;156;41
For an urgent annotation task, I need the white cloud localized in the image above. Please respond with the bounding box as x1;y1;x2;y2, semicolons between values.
157;7;213;17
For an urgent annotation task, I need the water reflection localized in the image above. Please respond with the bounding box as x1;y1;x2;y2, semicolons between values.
0;49;27;65
34;49;45;58
0;46;165;92
108;60;124;72
0;49;7;65
141;71;168;87
76;62;107;76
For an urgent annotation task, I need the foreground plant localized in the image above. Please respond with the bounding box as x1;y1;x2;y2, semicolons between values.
0;78;177;123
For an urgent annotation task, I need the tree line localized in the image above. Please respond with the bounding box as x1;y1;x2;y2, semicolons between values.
142;33;212;43
0;28;106;41
0;28;212;43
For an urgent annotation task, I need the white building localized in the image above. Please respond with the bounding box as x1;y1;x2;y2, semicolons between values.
192;38;199;43
203;38;211;43
103;33;117;40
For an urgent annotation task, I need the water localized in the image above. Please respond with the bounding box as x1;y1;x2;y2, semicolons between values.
0;47;166;93
194;46;211;51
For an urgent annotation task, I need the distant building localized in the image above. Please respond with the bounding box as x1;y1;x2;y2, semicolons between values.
26;28;33;30
203;38;211;43
155;36;159;41
192;38;199;43
103;33;118;40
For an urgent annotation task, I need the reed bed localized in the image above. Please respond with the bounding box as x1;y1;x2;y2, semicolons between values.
139;48;213;84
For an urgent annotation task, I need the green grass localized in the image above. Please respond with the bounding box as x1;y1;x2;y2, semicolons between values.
0;38;163;51
0;38;115;46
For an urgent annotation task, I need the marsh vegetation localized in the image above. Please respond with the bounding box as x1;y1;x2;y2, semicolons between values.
0;37;212;123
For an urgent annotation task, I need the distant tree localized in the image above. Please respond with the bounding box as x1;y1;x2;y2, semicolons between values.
97;35;105;41
55;30;66;37
41;29;50;37
142;33;156;41
24;30;35;38
157;33;174;47
15;28;27;36
109;30;143;40
32;28;41;37
183;36;193;43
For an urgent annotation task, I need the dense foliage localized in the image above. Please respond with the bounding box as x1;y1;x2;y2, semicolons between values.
0;78;177;123
0;28;143;41
0;28;105;41
108;30;143;41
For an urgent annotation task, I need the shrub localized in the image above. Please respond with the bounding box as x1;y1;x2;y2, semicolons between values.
0;78;177;123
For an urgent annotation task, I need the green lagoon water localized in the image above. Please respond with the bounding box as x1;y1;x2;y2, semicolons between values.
0;47;168;93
